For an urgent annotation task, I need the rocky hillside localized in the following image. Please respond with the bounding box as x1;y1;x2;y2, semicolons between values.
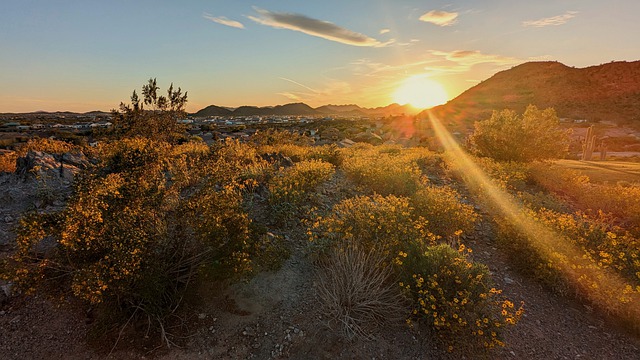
428;61;640;127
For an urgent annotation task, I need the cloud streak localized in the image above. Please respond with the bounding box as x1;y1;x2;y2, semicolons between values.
430;50;521;68
248;8;389;47
523;11;578;27
203;13;245;29
419;10;459;26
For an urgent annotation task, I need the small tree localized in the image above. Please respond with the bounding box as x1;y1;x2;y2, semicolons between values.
469;105;569;162
110;78;188;142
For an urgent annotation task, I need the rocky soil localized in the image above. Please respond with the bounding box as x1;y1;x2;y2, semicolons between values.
1;154;639;359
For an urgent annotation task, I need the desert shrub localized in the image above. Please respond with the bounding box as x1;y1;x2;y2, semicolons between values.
411;185;478;242
260;143;342;166
268;159;335;205
315;246;404;340
341;144;431;196
399;244;523;350
309;194;433;256
109;78;188;143
451;154;529;191
469;105;569;162
10;137;252;333
529;163;640;233
0;150;17;173
16;137;75;156
494;206;640;334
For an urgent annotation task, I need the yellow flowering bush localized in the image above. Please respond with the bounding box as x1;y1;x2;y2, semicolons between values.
16;137;76;156
529;163;640;234
0;150;17;173
411;185;478;241
268;159;335;205
10;137;252;320
260;143;342;166
495;206;640;334
399;244;523;350
341;144;432;196
308;194;432;255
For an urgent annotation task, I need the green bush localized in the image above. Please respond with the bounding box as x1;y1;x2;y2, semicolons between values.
399;244;523;350
468;105;569;162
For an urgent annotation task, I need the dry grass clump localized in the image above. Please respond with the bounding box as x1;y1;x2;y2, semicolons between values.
315;245;404;340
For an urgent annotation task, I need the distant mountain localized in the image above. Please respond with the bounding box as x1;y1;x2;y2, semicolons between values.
315;104;363;114
192;102;421;117
192;105;232;117
426;60;640;127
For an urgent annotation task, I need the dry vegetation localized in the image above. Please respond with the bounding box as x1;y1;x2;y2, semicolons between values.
1;93;640;358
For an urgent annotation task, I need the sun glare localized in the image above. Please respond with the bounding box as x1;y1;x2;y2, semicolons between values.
393;75;448;109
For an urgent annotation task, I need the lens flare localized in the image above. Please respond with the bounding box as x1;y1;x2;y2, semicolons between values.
425;110;640;330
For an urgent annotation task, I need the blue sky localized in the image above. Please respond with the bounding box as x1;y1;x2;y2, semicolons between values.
1;0;638;112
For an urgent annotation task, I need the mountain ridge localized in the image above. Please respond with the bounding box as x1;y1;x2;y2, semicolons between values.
425;60;640;127
191;102;421;117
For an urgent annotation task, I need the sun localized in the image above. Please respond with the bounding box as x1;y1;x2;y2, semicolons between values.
393;75;449;109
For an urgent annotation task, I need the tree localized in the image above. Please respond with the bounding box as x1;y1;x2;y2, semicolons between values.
468;105;569;162
110;78;188;142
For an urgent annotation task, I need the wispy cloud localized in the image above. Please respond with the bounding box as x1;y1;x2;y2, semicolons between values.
419;10;459;26
248;8;390;47
430;50;521;68
277;78;353;105
203;13;245;29
523;11;578;27
379;28;390;34
279;77;318;93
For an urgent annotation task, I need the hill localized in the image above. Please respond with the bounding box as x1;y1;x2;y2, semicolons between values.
427;60;640;128
192;105;232;117
193;102;421;117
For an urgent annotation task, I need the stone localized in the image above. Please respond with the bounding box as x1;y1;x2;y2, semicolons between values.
0;229;9;246
61;152;90;169
31;236;59;259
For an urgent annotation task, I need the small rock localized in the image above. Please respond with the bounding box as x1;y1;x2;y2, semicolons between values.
198;313;207;320
4;215;14;223
243;327;255;337
503;276;515;285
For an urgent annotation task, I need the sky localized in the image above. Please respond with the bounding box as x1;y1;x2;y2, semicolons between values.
1;0;639;113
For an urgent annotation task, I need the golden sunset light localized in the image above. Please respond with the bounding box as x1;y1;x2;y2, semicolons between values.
2;1;640;359
393;75;449;109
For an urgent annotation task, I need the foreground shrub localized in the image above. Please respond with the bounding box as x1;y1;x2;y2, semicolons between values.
0;150;17;173
259;143;342;166
308;194;432;256
411;185;478;242
16;137;76;156
10;137;252;332
268;159;335;205
315;246;404;340
529;163;640;233
341;144;432;196
400;244;523;350
494;205;640;334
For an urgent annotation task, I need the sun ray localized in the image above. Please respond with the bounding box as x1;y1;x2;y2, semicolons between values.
425;110;640;330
